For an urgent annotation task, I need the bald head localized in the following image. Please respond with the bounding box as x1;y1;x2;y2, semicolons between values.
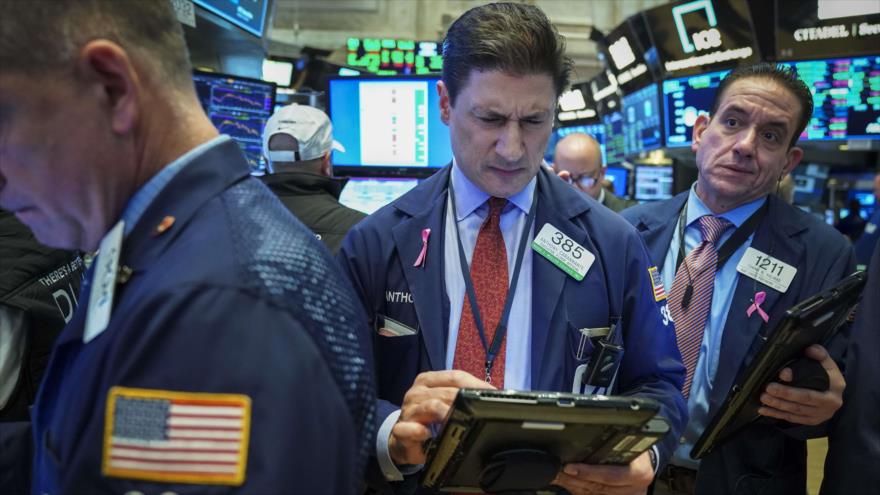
553;133;604;199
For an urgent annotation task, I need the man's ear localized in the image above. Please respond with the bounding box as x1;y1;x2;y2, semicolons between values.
76;39;140;135
437;80;451;124
691;113;711;154
782;146;804;177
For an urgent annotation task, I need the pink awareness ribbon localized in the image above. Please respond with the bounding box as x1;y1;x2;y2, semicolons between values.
413;228;431;267
747;290;769;323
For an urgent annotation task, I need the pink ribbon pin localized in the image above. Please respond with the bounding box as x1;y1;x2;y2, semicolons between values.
747;291;769;323
413;228;431;267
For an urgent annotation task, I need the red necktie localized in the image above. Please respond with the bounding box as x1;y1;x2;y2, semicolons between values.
668;215;731;398
453;197;508;387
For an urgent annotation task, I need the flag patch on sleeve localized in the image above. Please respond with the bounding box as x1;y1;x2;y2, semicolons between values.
102;386;251;486
648;266;666;301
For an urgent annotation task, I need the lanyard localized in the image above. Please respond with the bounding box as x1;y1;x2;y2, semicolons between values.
674;199;768;308
449;182;538;383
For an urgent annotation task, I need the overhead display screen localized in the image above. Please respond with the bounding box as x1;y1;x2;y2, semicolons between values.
346;38;443;75
622;83;663;155
776;0;880;60
642;0;759;77
557;81;599;125
780;56;880;141
193;0;268;37
662;69;730;147
603;19;655;93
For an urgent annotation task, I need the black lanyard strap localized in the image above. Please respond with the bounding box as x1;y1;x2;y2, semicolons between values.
675;199;769;273
449;181;538;383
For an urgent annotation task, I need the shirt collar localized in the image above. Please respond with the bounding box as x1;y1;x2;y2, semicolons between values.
597;188;606;205
120;135;230;237
450;158;536;221
686;182;766;229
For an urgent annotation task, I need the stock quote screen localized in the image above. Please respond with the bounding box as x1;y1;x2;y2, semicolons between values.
602;110;626;165
780;56;880;141
662;69;729;147
193;71;276;172
622;83;663;155
346;38;443;75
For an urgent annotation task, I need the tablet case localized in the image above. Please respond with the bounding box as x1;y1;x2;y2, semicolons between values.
691;270;867;460
421;389;669;491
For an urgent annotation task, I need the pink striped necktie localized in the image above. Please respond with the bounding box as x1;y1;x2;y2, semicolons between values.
668;215;732;398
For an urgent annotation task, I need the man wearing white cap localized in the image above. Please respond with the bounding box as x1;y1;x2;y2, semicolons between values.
262;103;365;253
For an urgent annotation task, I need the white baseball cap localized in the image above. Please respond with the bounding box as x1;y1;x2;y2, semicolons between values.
262;103;345;164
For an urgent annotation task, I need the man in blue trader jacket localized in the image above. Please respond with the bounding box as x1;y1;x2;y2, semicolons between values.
0;1;374;493
621;63;854;494
338;4;687;494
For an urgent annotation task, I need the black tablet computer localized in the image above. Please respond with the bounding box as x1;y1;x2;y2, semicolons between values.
421;389;669;491
691;270;867;460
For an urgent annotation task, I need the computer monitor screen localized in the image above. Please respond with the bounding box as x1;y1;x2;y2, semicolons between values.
603;110;626;166
662;69;730;147
605;166;630;197
193;0;269;37
557;82;599;125
634;165;674;201
849;190;876;218
779;56;880;141
549;123;607;167
346;38;443;75
327;76;453;174
622;83;663;155
262;58;300;87
338;177;420;214
193;70;276;172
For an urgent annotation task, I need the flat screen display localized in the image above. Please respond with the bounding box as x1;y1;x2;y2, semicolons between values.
776;0;880;60
605;166;630;197
346;38;443;75
262;58;296;87
641;0;759;77
622;83;663;155
338;177;420;214
634;165;674;201
557;82;599;125
327;76;453;175
779;56;880;141
193;0;268;37
550;123;607;167
602;110;626;166
193;70;276;172
662;69;730;147
604;19;655;93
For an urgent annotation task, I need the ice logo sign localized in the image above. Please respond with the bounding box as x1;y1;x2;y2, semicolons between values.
672;0;721;53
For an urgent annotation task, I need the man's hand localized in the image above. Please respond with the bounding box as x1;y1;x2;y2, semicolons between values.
556;169;572;183
388;370;494;465
551;450;653;495
759;344;845;425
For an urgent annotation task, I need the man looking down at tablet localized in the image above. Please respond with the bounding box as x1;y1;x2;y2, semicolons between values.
339;3;687;494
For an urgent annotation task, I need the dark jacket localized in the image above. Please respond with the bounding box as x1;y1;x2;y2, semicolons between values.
622;192;855;495
262;171;366;254
0;211;82;421
28;139;375;494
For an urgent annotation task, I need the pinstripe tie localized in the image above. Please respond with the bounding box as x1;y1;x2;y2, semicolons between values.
668;215;731;398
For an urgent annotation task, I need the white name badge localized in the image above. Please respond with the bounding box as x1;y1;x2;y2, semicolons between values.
736;247;797;294
84;221;125;343
532;223;595;281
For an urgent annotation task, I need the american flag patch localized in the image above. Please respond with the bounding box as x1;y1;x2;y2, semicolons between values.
102;387;251;485
648;266;666;301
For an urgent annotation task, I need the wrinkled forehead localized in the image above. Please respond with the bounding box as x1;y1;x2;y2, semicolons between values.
716;77;803;124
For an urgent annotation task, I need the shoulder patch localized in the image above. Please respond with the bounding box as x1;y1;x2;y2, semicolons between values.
102;386;251;486
648;266;667;302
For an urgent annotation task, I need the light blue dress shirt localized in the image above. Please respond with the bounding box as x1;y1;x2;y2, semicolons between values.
119;135;230;237
443;162;536;390
663;185;765;469
377;162;537;481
